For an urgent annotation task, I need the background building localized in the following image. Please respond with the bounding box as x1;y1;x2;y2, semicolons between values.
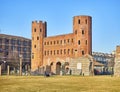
31;15;93;75
0;34;31;75
114;46;120;76
92;52;114;75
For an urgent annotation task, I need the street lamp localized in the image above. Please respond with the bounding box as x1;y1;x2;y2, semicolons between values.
19;54;22;76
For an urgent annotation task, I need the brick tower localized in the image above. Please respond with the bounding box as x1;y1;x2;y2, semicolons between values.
31;21;47;71
31;15;92;73
73;16;92;57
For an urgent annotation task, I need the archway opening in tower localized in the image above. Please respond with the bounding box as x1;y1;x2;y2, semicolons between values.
56;62;61;75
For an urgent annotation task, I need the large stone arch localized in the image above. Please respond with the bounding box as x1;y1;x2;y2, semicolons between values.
56;62;61;75
50;62;54;74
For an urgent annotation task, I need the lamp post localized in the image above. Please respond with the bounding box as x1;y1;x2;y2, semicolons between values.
19;54;22;76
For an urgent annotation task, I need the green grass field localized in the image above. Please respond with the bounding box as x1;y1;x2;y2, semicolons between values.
0;75;120;92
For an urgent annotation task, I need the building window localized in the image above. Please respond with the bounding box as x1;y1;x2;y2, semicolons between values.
17;40;21;45
60;49;62;54
5;39;9;44
45;51;46;56
23;47;27;52
29;41;31;46
17;47;21;51
5;46;9;50
60;40;62;44
82;51;84;55
71;39;74;43
86;40;87;45
50;41;52;45
40;29;42;32
34;45;36;48
78;40;80;45
51;51;52;55
11;39;16;45
64;49;66;54
54;41;56;45
57;40;59;44
44;42;46;45
23;41;27;46
64;40;66;44
34;28;36;32
54;50;55;55
28;48;31;52
68;49;70;55
11;46;15;51
85;19;87;24
82;30;84;35
0;38;2;43
71;49;73;54
68;39;70;43
75;30;77;34
57;50;59;55
5;52;9;56
23;53;27;58
75;49;77;52
78;19;80;24
37;37;39;40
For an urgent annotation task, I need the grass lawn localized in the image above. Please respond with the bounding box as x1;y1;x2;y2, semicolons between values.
0;75;120;92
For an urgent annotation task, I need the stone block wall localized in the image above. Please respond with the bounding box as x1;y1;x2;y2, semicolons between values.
69;56;93;76
114;46;120;76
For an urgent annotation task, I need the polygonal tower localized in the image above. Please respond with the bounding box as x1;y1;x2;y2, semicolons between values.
73;15;92;57
31;21;47;71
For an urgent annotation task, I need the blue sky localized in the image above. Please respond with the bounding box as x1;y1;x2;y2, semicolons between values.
0;0;120;53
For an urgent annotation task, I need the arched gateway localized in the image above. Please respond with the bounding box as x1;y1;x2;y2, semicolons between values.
56;62;61;75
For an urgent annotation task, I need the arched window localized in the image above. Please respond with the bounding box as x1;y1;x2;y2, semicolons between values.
45;51;46;56
82;50;84;55
86;40;87;45
85;19;87;24
37;37;39;40
34;45;36;48
78;40;80;45
78;19;80;24
82;30;84;35
75;30;77;34
40;29;42;32
34;28;36;32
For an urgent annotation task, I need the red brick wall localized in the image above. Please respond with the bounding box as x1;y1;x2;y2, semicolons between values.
31;16;92;72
